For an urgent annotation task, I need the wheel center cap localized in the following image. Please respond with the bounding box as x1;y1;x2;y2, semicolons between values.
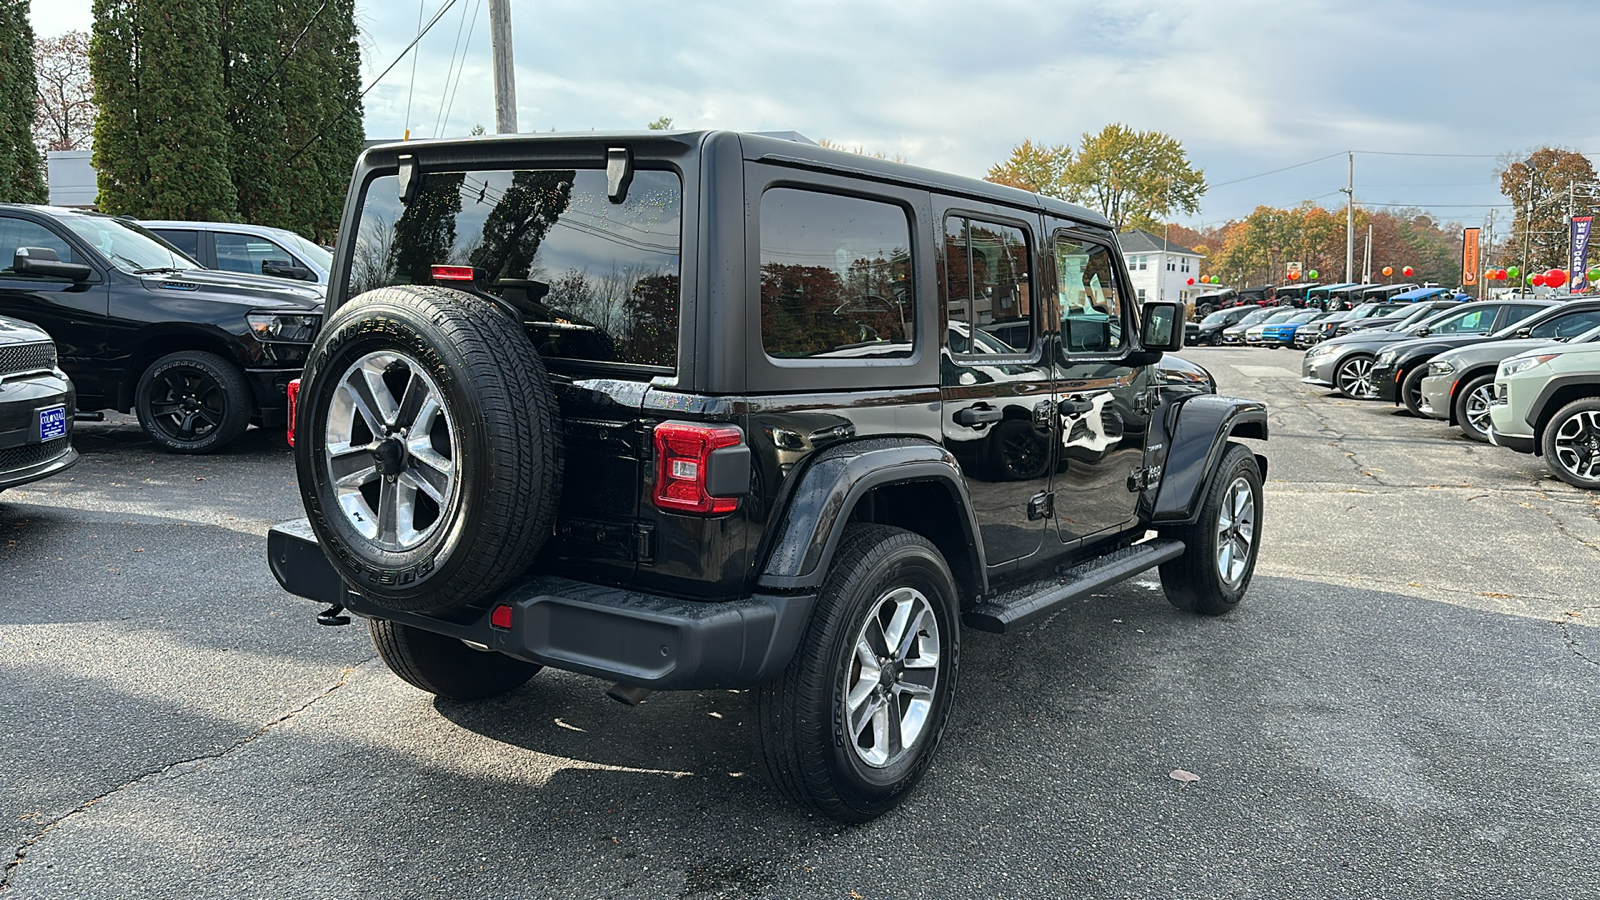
372;438;407;477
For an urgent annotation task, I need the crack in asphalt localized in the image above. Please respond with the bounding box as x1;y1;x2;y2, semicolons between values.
1293;390;1396;486
0;658;374;893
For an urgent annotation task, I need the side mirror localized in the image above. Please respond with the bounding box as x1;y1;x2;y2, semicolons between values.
13;247;92;282
1414;327;1431;336
1140;300;1185;353
261;258;312;281
1514;327;1532;338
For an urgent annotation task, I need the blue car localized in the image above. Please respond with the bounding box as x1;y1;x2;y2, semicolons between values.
1257;310;1325;347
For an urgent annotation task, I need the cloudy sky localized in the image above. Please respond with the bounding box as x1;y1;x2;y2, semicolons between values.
32;0;1600;233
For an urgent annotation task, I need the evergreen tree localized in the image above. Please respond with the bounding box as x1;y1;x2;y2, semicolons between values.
279;0;364;243
221;0;290;230
0;0;46;204
91;0;238;218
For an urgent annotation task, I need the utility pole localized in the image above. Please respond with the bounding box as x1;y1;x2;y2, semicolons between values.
488;0;518;133
1343;152;1355;283
1521;168;1535;299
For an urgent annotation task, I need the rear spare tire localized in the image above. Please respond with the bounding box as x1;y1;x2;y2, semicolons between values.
296;285;562;614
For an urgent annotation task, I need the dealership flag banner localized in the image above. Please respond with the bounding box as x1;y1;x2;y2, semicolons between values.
1572;217;1593;291
1461;228;1480;288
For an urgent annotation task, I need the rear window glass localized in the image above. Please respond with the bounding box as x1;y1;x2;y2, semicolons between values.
348;168;682;369
759;188;914;360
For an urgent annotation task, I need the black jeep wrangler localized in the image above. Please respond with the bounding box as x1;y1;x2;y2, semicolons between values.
267;132;1268;822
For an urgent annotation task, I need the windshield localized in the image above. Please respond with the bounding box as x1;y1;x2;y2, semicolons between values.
1236;307;1274;326
276;230;333;271
1390;304;1448;330
58;215;197;273
348;167;683;369
1573;324;1600;343
1201;310;1234;324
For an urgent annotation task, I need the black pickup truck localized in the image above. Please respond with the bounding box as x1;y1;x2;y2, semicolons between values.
0;206;323;453
267;132;1269;822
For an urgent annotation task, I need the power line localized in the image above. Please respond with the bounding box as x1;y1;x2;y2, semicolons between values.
1209;152;1345;187
282;0;460;166
431;0;475;138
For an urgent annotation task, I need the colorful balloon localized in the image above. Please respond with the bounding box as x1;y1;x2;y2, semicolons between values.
1382;266;1393;277
1530;273;1543;285
1402;266;1414;278
1186;277;1195;285
1507;266;1521;279
1546;268;1568;288
1286;270;1300;281
1308;269;1319;280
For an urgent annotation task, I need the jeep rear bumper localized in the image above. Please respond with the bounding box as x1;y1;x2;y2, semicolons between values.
267;519;816;691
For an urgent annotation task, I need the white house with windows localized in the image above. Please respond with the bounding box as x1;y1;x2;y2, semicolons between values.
1119;229;1203;307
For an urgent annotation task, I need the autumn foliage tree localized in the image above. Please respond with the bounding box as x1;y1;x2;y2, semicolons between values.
1500;148;1599;271
987;125;1205;232
1206;203;1466;288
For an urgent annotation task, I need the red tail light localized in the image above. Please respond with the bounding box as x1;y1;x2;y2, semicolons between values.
653;422;743;514
286;378;301;447
431;265;476;282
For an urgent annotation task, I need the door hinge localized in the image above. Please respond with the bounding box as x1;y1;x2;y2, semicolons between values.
1133;388;1158;415
1028;491;1054;520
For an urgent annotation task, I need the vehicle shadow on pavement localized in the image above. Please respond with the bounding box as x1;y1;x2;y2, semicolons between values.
6;576;1599;899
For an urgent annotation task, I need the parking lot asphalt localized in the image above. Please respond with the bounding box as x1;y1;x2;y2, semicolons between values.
2;348;1597;900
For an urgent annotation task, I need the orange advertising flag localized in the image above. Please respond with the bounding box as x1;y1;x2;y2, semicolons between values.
1461;228;1481;287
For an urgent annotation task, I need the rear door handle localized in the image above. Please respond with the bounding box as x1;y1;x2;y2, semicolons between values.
953;404;1004;427
1059;397;1095;415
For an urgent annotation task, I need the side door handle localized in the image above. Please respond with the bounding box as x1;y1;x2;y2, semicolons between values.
953;404;1004;427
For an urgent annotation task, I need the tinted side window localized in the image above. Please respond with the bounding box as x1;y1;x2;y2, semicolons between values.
1430;307;1496;334
153;229;201;259
944;217;1031;356
1532;308;1600;338
215;232;290;276
1054;236;1125;354
760;188;913;360
0;217;77;274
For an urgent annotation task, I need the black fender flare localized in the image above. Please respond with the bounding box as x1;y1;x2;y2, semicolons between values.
1151;394;1268;524
1526;375;1600;435
757;437;987;593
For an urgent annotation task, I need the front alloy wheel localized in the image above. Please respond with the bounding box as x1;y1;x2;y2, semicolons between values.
1543;399;1600;490
1335;356;1376;399
1453;374;1496;443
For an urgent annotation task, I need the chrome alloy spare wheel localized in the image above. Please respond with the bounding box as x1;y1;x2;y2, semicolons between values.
843;586;941;769
1215;475;1256;587
325;350;458;551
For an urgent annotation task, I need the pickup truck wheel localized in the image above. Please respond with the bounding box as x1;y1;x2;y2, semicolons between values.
1541;399;1600;490
755;524;959;823
1399;366;1430;417
296;285;562;614
1158;443;1262;615
134;350;252;453
369;619;540;701
1452;374;1496;442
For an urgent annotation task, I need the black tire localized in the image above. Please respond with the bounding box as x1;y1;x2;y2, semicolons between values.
1540;398;1600;490
1333;354;1376;399
754;524;960;823
370;619;541;700
984;418;1050;481
134;350;252;454
1399;366;1430;417
1452;373;1496;443
296;285;562;614
1157;442;1263;615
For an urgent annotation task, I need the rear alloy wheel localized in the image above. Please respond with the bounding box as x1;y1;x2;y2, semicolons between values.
755;524;960;823
1452;374;1496;443
1541;398;1600;490
1400;366;1431;417
135;350;252;453
1334;355;1376;399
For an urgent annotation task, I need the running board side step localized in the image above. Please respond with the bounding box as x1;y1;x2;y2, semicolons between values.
962;539;1185;634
